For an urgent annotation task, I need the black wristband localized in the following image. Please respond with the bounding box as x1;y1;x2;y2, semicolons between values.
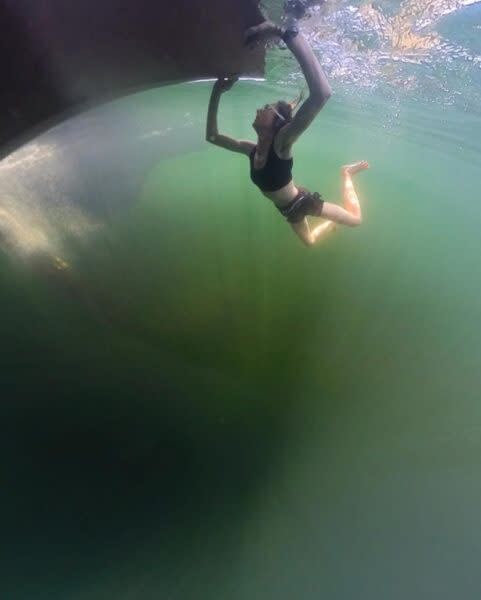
282;27;299;44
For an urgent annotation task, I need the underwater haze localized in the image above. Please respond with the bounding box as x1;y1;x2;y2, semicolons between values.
1;1;481;598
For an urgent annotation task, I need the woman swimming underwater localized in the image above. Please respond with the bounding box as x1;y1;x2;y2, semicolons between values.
206;16;370;247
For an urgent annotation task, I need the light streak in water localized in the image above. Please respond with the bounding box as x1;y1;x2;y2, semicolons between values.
0;142;100;263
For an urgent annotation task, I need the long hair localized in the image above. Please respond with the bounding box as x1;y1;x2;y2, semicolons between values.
273;91;304;131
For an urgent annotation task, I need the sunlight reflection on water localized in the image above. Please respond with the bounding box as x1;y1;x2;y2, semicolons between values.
265;0;481;108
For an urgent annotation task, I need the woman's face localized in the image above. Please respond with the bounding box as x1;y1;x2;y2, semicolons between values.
253;103;280;133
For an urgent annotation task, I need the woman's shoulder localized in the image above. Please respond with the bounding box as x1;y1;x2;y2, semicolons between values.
273;135;293;160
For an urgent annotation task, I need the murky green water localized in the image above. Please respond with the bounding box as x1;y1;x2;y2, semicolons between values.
1;2;481;599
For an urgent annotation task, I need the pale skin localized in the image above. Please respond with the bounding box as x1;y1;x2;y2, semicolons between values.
206;20;370;247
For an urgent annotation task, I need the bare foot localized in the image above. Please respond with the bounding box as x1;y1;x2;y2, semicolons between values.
341;161;370;176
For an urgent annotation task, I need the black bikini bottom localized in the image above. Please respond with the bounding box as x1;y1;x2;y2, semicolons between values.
276;187;324;223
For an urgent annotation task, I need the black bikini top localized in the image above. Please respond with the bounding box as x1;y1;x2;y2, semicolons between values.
249;143;293;192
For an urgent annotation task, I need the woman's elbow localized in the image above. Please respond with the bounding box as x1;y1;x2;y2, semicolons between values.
311;87;332;108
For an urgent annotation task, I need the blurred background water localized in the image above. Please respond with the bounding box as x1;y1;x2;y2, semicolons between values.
1;1;481;598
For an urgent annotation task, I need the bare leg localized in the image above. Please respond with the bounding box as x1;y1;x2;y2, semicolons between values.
289;160;369;245
290;218;336;246
321;161;370;227
342;161;369;220
311;220;336;242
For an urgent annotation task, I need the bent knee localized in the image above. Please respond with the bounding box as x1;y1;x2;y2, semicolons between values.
324;213;361;228
300;233;315;247
297;232;315;247
333;209;362;227
347;215;362;227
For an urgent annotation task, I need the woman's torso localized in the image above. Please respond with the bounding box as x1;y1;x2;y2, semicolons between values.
250;138;299;207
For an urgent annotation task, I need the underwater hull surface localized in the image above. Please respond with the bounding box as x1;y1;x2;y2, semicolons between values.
0;0;265;155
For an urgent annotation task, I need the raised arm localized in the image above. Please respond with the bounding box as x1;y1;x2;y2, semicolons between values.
245;20;332;148
206;77;255;155
276;31;332;147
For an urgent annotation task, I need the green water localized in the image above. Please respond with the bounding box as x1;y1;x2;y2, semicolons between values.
2;3;481;599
